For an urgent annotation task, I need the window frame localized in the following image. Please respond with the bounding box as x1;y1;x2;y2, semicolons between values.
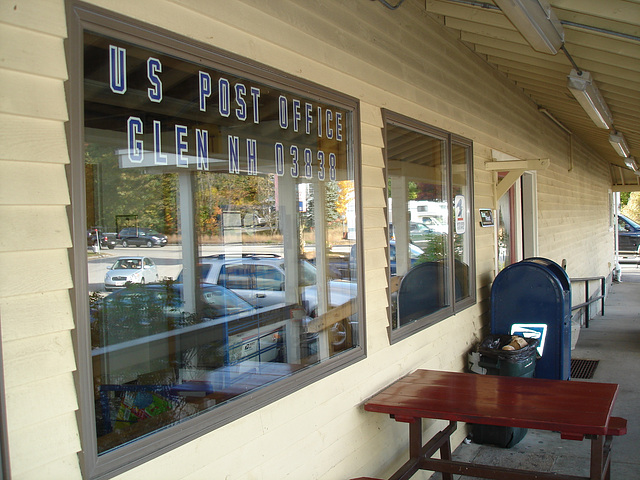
382;110;476;344
66;2;364;478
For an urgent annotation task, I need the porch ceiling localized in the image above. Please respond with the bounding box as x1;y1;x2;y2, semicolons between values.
421;0;640;189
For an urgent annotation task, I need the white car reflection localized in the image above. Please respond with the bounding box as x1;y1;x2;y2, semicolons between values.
104;256;159;291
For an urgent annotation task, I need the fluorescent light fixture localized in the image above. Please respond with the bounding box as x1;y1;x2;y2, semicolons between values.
609;131;631;158
567;69;613;129
624;156;638;172
494;0;564;54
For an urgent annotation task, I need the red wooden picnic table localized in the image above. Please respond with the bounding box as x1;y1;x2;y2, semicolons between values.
359;369;627;480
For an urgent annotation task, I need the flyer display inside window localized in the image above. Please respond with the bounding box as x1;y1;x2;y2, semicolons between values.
84;32;359;454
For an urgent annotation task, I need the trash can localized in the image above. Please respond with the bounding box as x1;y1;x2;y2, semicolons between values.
477;334;538;378
469;334;538;448
491;257;571;380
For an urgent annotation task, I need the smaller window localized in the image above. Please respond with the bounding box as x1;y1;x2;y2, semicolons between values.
384;111;475;341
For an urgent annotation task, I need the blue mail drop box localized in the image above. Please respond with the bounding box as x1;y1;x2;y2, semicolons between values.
491;257;571;380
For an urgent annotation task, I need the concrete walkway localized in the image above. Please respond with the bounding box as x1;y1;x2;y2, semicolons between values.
431;261;640;479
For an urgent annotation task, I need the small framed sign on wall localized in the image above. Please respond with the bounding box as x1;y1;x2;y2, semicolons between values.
479;209;494;227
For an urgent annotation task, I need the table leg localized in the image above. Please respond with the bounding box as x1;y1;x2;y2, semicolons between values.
395;420;455;480
409;420;422;459
439;428;453;480
590;434;614;480
389;421;423;480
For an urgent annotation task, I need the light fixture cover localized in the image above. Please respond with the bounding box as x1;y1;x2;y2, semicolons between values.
624;156;638;172
495;0;564;54
609;131;631;158
567;69;613;129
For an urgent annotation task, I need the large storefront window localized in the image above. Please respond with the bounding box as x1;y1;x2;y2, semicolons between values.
384;112;474;340
70;9;361;475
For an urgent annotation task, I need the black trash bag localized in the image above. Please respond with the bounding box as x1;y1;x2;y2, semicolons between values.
478;334;538;364
471;334;539;449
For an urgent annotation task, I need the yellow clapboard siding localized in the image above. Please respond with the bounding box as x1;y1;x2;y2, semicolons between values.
362;227;388;252
362;144;385;169
0;114;69;164
7;411;81;478
0;70;68;121
364;268;390;292
0;0;67;38
0;161;70;205
0;290;74;341
0;2;618;480
2;331;77;389
362;208;387;230
0;250;72;297
12;453;82;480
0;23;67;79
5;373;78;431
364;246;388;271
361;123;385;149
361;164;386;188
361;187;387;208
361;102;383;128
0;206;72;252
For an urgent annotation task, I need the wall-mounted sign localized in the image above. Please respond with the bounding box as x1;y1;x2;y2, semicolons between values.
479;208;494;227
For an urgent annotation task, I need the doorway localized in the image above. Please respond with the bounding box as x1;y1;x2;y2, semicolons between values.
497;171;537;271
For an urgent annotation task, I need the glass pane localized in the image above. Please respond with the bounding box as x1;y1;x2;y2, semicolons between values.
451;143;472;301
85;31;358;454
386;123;449;328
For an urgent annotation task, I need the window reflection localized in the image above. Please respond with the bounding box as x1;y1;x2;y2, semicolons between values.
385;116;473;332
85;32;358;453
386;123;449;328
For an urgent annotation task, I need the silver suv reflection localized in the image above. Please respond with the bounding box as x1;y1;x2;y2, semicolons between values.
180;253;358;348
193;254;356;314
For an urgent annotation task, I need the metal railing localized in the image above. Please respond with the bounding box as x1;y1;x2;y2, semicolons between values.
570;276;606;328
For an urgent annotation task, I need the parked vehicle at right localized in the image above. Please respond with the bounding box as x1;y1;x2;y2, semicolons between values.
618;214;640;254
118;227;168;248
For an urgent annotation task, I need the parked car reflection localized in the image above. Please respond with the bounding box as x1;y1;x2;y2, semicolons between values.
88;228;117;249
177;254;357;350
92;283;256;341
389;222;436;248
104;256;159;291
118;227;168;247
90;282;316;356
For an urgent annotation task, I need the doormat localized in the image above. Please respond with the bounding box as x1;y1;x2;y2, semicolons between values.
571;359;599;379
